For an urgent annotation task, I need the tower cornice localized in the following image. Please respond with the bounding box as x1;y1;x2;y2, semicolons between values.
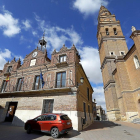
130;30;140;39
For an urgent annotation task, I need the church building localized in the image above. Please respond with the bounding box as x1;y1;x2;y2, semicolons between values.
97;6;140;121
0;36;93;131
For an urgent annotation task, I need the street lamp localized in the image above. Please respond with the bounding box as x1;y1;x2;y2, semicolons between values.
80;77;84;84
77;77;84;87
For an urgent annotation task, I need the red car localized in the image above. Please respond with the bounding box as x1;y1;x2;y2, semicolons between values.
24;113;73;138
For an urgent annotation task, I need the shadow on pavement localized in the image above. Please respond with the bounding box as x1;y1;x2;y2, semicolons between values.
81;121;121;132
0;121;81;140
30;129;81;139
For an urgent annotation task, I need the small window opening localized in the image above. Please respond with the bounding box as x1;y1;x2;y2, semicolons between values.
114;28;117;35
7;66;12;73
120;52;125;56
106;28;109;35
110;52;114;56
134;55;140;69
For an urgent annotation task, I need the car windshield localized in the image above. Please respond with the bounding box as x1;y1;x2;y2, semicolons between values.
60;115;70;120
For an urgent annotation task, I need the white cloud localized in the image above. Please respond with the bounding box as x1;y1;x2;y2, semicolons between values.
0;6;21;37
27;45;31;49
92;86;106;111
0;49;24;70
20;35;33;44
32;31;37;36
0;49;11;69
73;0;108;16
22;19;31;30
34;15;83;50
79;47;102;84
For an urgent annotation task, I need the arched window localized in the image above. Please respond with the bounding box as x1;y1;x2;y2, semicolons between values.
113;28;117;35
134;55;140;69
105;28;109;35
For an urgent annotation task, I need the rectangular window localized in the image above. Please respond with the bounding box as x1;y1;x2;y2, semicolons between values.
7;66;12;73
56;72;66;88
42;99;54;114
83;102;86;122
30;59;36;66
87;88;89;100
59;55;66;62
88;105;90;118
16;78;24;91
34;76;41;90
1;80;7;93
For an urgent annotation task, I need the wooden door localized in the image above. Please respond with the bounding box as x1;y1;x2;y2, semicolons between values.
5;102;18;122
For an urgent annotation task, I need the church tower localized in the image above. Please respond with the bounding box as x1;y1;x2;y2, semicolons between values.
97;6;128;120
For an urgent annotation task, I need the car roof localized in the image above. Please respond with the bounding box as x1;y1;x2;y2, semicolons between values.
42;113;66;116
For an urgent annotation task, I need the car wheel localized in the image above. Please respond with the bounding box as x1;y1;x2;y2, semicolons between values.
51;127;60;138
27;125;32;134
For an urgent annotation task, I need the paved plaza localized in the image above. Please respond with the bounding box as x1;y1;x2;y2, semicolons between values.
0;121;140;140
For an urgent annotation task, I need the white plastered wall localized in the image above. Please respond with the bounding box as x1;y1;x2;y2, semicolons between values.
12;110;41;126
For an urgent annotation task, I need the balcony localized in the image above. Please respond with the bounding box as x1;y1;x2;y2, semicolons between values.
4;72;11;76
0;78;75;97
55;61;68;67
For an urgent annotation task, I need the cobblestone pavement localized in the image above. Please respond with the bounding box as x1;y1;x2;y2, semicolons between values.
0;121;140;140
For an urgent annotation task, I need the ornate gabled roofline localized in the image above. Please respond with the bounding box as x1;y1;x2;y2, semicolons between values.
10;57;16;63
51;44;78;55
25;48;46;59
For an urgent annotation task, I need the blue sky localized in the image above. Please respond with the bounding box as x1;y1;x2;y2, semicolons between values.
0;0;139;111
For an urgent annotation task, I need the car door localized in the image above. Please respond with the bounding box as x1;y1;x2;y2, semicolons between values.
41;115;56;132
32;115;44;131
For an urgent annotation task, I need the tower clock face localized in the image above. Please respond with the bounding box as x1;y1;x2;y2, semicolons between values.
32;52;38;57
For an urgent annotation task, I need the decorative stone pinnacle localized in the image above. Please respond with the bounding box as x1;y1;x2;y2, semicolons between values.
52;49;56;54
131;26;136;32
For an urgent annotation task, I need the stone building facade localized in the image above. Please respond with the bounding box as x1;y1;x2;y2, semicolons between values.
96;106;106;121
0;38;94;131
92;99;97;120
97;6;140;121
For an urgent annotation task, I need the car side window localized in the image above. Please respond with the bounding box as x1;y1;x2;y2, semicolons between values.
35;116;41;121
35;115;47;121
46;115;56;121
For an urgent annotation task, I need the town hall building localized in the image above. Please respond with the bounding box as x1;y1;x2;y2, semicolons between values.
0;36;93;131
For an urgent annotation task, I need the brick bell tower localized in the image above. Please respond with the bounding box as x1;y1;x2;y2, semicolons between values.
97;6;128;120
